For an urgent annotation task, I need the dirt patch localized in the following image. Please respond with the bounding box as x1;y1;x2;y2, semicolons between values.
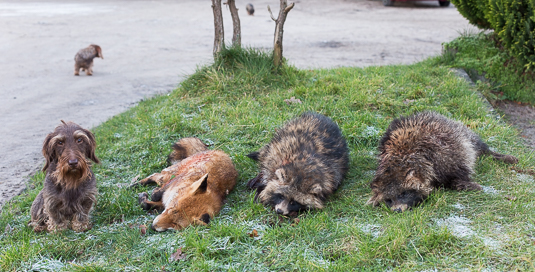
0;0;474;210
495;101;535;149
453;69;535;150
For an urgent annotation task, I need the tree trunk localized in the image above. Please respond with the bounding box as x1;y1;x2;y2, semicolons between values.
226;0;241;47
212;0;224;56
268;1;295;67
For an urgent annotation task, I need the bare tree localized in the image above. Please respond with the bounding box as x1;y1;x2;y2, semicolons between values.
226;0;241;47
212;0;224;56
268;1;295;67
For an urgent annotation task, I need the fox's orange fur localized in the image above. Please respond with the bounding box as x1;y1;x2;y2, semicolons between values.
137;138;237;231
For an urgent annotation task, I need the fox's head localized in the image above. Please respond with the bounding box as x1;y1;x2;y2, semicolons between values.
151;173;220;231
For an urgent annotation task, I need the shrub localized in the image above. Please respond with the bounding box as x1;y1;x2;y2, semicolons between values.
450;0;492;29
441;32;535;104
488;0;535;70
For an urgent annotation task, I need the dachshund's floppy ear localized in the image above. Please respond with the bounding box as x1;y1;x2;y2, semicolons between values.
42;133;55;172
82;128;100;164
94;45;103;59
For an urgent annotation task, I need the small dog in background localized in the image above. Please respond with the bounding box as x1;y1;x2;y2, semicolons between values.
246;3;254;15
74;44;103;76
29;121;100;232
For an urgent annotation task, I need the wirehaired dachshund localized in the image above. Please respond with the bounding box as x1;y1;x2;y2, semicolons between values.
29;121;100;232
74;44;103;76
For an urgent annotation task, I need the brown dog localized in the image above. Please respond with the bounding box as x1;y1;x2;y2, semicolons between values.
74;44;103;76
246;3;254;15
136;138;237;231
29;121;100;232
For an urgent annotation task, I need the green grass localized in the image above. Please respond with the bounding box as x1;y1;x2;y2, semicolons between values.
1;47;534;271
441;31;535;105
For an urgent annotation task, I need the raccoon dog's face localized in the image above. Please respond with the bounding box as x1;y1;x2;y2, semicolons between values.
368;169;427;212
259;168;323;216
268;193;308;217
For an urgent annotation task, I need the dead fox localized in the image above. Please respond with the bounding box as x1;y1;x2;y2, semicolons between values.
368;111;518;212
136;138;238;231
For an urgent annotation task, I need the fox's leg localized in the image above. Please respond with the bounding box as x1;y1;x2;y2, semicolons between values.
138;192;164;211
138;175;180;211
136;163;182;187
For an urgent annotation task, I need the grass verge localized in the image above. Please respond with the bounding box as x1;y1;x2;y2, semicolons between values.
441;31;535;105
1;47;534;271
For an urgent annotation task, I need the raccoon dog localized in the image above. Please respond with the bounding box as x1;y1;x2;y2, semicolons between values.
368;111;518;212
247;112;349;216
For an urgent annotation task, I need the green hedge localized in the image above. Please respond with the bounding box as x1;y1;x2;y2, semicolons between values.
488;0;535;70
452;0;535;71
450;0;491;29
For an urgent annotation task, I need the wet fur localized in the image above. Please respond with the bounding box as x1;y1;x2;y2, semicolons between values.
368;111;518;212
247;112;349;216
74;44;103;76
29;121;99;232
137;138;237;231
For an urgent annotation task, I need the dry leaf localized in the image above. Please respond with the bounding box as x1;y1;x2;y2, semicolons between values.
170;247;187;262
140;224;147;235
284;97;302;105
248;229;259;237
291;218;300;227
505;195;517;201
403;99;415;105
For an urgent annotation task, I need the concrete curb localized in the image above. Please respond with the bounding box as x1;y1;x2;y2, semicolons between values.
450;68;501;119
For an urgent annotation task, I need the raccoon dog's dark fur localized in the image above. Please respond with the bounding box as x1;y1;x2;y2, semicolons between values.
247;112;349;216
368;111;518;212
